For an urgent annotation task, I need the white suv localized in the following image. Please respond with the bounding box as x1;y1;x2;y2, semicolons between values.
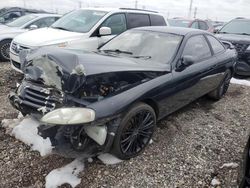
10;8;168;72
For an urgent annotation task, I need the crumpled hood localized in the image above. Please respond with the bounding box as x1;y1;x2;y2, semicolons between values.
216;33;250;43
13;27;84;47
21;47;169;93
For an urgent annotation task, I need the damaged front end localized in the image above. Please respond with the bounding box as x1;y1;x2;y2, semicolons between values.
9;47;164;157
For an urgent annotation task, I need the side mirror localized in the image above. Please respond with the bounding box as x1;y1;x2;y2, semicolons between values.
213;28;219;34
29;25;38;30
99;27;111;36
221;41;235;50
176;55;195;72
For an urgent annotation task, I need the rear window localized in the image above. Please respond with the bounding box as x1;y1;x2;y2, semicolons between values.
150;14;166;26
127;13;150;29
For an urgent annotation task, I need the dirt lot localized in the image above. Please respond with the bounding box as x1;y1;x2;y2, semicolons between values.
0;62;250;188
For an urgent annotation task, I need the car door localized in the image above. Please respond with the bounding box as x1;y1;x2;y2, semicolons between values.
157;34;220;117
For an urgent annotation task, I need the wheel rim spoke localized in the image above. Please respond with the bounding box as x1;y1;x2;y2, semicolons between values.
120;110;155;156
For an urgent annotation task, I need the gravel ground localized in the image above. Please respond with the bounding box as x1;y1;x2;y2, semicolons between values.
0;62;250;188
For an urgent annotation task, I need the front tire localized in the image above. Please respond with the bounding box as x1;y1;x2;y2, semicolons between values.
112;103;156;160
0;39;12;62
208;70;232;100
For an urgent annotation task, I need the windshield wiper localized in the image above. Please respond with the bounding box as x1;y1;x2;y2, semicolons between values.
132;55;151;59
238;33;250;36
52;26;70;31
218;31;229;34
101;49;133;55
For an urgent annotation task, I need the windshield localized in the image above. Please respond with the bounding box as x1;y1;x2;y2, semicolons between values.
219;19;250;35
51;9;107;33
6;14;37;27
168;19;190;27
100;30;183;64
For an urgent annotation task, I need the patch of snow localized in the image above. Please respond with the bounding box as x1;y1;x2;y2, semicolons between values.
45;159;84;188
98;153;123;165
211;177;221;186
87;158;93;163
149;139;153;144
220;162;238;169
231;78;250;87
37;106;48;114
3;117;53;156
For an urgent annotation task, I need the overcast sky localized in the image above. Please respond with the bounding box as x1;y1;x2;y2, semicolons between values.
0;0;249;21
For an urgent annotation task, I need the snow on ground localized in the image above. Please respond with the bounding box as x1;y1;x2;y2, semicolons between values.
231;78;250;87
45;158;84;188
2;116;53;156
97;153;123;165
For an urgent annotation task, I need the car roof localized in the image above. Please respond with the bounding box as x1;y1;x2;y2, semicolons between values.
134;26;211;36
79;7;162;15
28;13;61;17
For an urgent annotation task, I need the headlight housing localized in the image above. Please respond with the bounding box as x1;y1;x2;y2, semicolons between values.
56;42;68;48
41;108;95;125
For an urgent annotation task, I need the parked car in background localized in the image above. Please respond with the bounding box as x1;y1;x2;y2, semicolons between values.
168;18;214;33
0;13;60;61
216;18;250;77
10;8;168;72
0;7;47;24
9;27;237;159
239;134;250;187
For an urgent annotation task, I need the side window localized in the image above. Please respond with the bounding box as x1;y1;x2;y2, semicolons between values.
207;35;225;54
199;21;209;30
3;11;21;22
101;14;127;35
182;35;212;62
28;17;59;28
150;14;166;26
127;13;150;29
190;21;199;29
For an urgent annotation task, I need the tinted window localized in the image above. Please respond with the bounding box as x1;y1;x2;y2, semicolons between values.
27;17;59;28
0;11;22;23
207;35;225;54
183;35;212;61
150;14;166;26
199;21;209;30
100;30;183;64
220;19;250;35
127;13;150;29
190;21;199;29
101;14;127;35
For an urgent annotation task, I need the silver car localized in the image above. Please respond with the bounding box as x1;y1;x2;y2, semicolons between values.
0;13;61;61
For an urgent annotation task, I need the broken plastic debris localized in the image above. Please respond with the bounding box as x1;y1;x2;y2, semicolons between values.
220;162;238;169
211;177;221;186
38;106;48;114
45;158;84;188
97;153;123;165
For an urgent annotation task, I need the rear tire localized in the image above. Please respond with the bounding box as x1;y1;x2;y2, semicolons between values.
112;103;156;160
208;70;232;100
0;39;12;62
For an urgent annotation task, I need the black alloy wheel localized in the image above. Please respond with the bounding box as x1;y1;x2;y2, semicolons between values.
112;103;156;160
0;39;12;61
208;70;232;100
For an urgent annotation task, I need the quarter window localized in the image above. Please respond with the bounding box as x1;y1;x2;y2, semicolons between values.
150;14;166;26
127;13;150;29
182;35;212;62
101;14;127;35
207;35;225;54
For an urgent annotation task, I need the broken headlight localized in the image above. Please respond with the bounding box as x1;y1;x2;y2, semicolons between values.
40;108;95;125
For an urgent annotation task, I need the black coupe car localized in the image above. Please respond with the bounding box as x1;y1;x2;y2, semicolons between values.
9;27;237;159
